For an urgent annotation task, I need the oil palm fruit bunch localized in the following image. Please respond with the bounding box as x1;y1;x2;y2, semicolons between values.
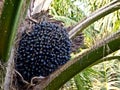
15;21;71;82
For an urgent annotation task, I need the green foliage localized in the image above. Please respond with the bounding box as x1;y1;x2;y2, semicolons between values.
74;68;96;90
92;59;120;90
50;0;85;23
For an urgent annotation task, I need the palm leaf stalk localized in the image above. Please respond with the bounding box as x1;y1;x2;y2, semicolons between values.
0;0;30;62
0;0;31;90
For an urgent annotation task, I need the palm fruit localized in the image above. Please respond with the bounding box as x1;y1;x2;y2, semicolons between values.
15;21;71;82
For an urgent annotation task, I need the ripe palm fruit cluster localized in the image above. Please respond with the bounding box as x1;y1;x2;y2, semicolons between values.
15;21;71;82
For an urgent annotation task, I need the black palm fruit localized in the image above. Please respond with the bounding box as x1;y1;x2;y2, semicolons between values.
15;21;71;82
